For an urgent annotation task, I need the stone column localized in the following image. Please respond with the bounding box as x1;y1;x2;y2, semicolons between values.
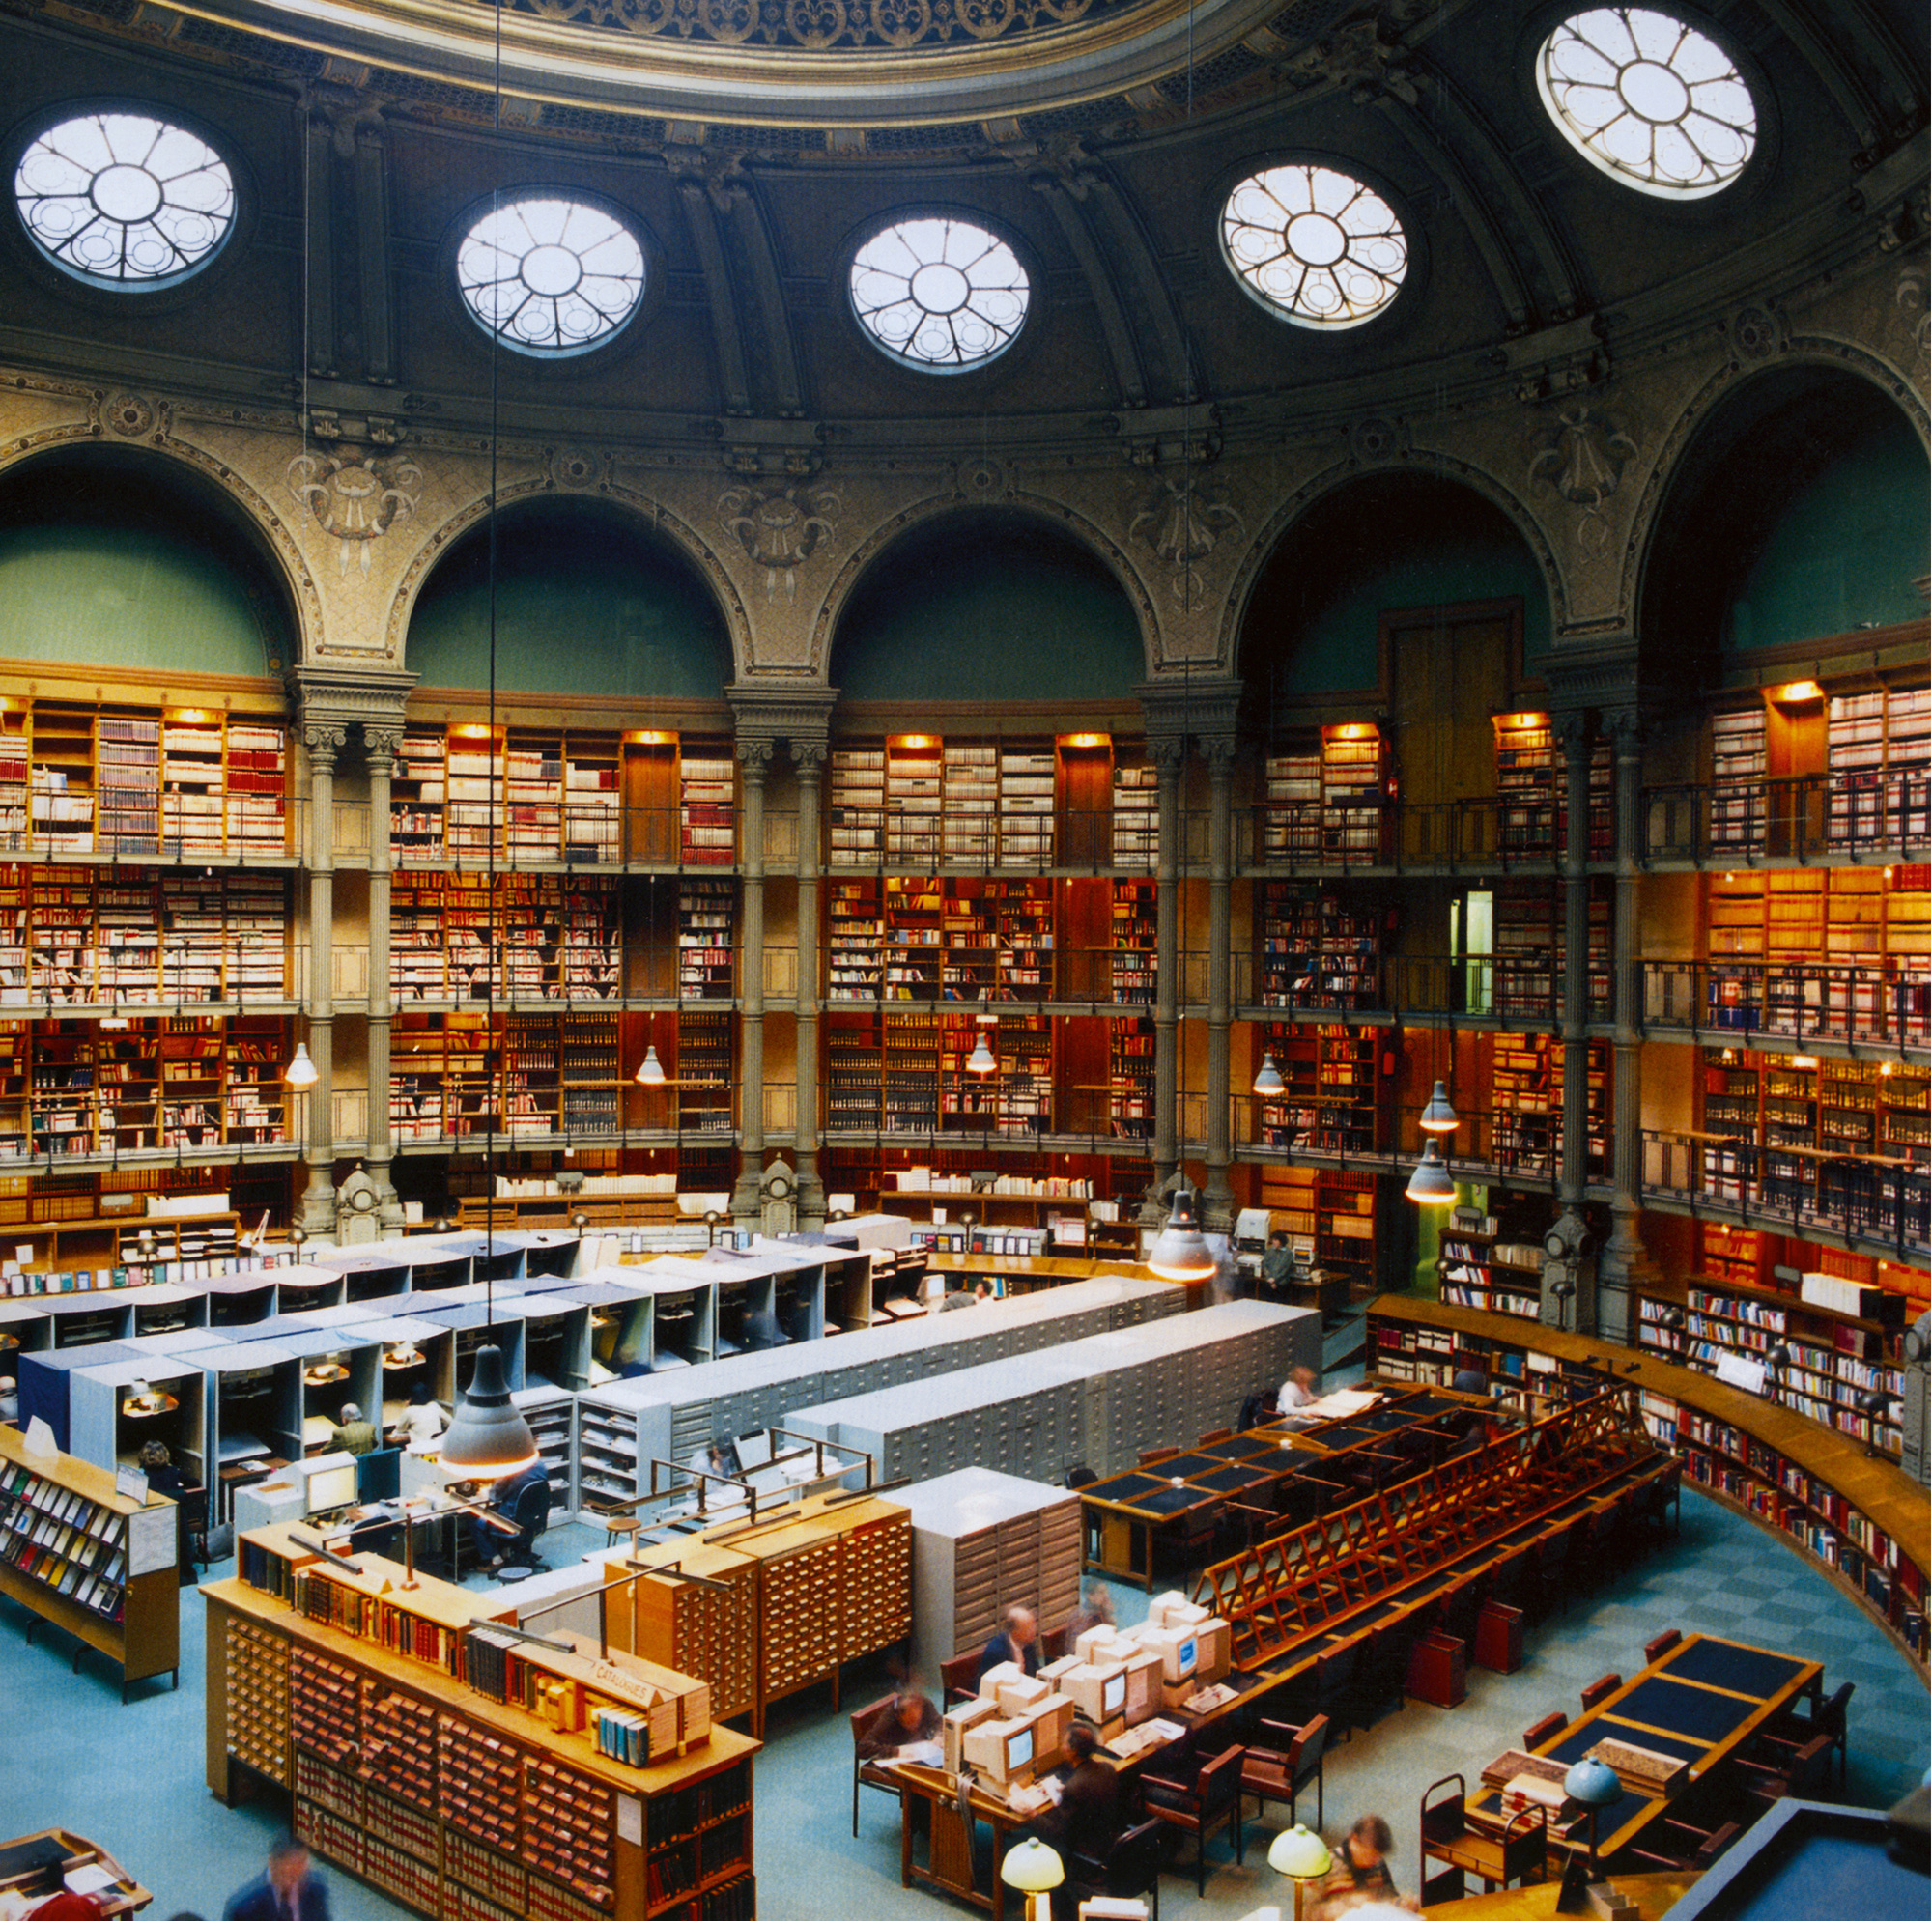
730;739;772;1220
364;724;401;1230
1148;736;1183;1217
1202;737;1236;1228
298;722;345;1232
1599;708;1648;1339
792;741;826;1226
1556;712;1595;1218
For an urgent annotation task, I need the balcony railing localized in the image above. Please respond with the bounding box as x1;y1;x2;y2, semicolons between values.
1642;958;1930;1051
1645;769;1930;864
1247;798;1612;873
1641;1126;1928;1256
1383;954;1614;1027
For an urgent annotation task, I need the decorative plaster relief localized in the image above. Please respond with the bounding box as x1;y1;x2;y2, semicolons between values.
718;477;839;603
289;444;423;576
1527;402;1637;564
1128;468;1246;607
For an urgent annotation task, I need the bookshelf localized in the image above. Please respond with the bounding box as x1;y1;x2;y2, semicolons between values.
1253;1020;1382;1156
675;1010;733;1134
1490;1033;1609;1180
1112;749;1157;871
677;880;736;1001
392;1012;623;1144
1829;685;1929;848
1255;1161;1376;1285
209;1533;757;1921
1109;1017;1154;1142
1435;1204;1543;1319
0;1421;180;1697
1321;723;1388;863
1261;735;1322;862
1492;712;1612;860
1112;881;1156;1005
1491;878;1610;1021
1363;1295;1927;1667
1255;884;1383;1009
1709;706;1768;852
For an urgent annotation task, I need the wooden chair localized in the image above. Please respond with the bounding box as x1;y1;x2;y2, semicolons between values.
1523;1709;1568;1749
1040;1622;1070;1663
1579;1672;1623;1712
1420;1775;1548;1905
1139;1447;1179;1467
1630;1818;1742;1872
940;1650;981;1706
1198;1427;1233;1445
1643;1627;1682;1664
1239;1714;1327;1837
1067;1818;1163;1921
603;1513;641;1553
1312;1637;1360;1741
1141;1744;1246;1896
1735;1733;1834;1809
1755;1681;1854;1791
849;1694;902;1835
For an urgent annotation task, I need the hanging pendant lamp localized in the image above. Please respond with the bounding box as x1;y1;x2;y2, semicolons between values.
440;1342;536;1481
1406;1138;1456;1205
966;1030;997;1076
636;1043;667;1087
1148;1181;1216;1281
1419;1079;1459;1134
284;1040;319;1088
1252;1052;1285;1097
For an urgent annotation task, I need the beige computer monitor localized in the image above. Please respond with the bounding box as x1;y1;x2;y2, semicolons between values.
943;1697;1000;1776
1057;1661;1129;1727
962;1714;1037;1787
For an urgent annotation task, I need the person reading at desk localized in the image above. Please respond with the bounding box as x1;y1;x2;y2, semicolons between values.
856;1688;943;1764
1278;1365;1320;1425
328;1403;377;1457
138;1439;186;1497
979;1604;1039;1681
1311;1815;1419;1920
1025;1723;1119;1868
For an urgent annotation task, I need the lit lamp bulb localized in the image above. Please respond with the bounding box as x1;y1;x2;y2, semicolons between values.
284;1041;319;1088
635;1045;666;1087
966;1031;997;1076
1252;1053;1285;1097
1148;1184;1216;1282
1406;1139;1456;1205
1419;1080;1459;1134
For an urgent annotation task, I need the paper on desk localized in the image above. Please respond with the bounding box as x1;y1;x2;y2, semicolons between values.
65;1867;118;1896
1303;1388;1380;1418
900;1740;944;1768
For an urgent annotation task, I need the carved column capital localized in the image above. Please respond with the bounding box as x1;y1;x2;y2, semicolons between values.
735;737;775;777
791;741;828;778
1148;735;1186;774
1552;710;1596;757
1601;708;1646;756
363;723;403;774
1202;734;1239;776
303;723;349;771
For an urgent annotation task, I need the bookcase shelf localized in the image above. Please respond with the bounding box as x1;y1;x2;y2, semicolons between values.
392;1011;624;1144
1435;1204;1544;1320
0;1421;180;1697
1253;1020;1383;1156
1255;883;1383;1009
1492;712;1613;860
1488;1032;1609;1181
1255;1162;1377;1284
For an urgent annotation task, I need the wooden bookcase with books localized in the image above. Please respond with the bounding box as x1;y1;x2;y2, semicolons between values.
1435;1205;1543;1320
1112;881;1156;1006
1489;1033;1609;1181
1255;884;1384;1010
209;1528;757;1921
0;1421;180;1698
1255;1161;1377;1286
1828;684;1929;849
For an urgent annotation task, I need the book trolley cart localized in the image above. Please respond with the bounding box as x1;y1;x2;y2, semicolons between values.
206;1524;758;1921
0;1422;180;1699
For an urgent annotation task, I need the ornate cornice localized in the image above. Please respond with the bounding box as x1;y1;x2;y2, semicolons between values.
726;682;838;746
289;664;419;733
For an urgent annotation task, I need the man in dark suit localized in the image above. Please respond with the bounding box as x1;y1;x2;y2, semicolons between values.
224;1834;331;1921
1033;1724;1120;1862
978;1603;1039;1681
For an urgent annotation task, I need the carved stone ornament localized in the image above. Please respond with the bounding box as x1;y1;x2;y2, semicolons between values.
549;445;609;490
955;457;1011;499
289;446;423;576
99;390;161;438
1527;403;1637;563
512;0;1102;51
718;478;839;604
1898;258;1930;370
1286;7;1422;104
1129;470;1246;606
1729;302;1783;362
1350;414;1405;463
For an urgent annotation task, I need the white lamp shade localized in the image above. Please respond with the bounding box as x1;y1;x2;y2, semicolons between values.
1147;1184;1216;1282
284;1041;319;1088
636;1045;666;1086
966;1032;997;1075
1268;1823;1333;1880
1405;1139;1456;1204
1419;1079;1459;1133
440;1343;538;1481
999;1838;1065;1893
1252;1053;1286;1097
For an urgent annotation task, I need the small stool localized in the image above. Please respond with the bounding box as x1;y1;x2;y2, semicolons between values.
606;1514;641;1551
493;1564;535;1584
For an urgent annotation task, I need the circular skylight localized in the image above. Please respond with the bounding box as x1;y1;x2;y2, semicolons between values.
850;217;1030;371
456;196;646;354
1220;165;1408;328
14;112;235;287
1536;9;1756;198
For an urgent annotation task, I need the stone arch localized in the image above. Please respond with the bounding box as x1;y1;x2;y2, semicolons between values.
809;485;1163;685
0;410;320;669
1219;450;1568;674
1623;341;1931;658
384;476;752;681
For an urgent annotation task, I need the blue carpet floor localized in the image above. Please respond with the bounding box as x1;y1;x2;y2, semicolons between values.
0;1491;1921;1919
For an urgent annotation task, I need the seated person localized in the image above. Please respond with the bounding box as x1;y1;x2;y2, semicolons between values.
979;1604;1040;1681
1278;1364;1321;1424
471;1456;551;1569
329;1402;378;1457
1260;1230;1296;1298
393;1382;445;1454
139;1438;188;1497
856;1688;943;1763
1028;1723;1120;1866
1064;1580;1116;1643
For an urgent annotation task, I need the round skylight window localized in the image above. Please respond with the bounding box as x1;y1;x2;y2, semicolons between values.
1536;9;1756;198
849;217;1030;371
456;196;646;355
15;112;235;287
1220;165;1408;329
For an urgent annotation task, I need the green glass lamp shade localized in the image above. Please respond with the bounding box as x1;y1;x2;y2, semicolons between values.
440;1342;537;1480
999;1839;1064;1893
1148;1183;1216;1282
1268;1823;1333;1880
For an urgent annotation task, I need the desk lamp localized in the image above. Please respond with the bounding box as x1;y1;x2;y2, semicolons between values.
998;1839;1063;1921
1563;1756;1621;1879
123;1379;178;1418
1268;1823;1332;1921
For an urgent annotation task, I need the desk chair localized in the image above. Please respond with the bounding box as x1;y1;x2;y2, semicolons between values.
1578;1672;1622;1712
1761;1679;1853;1792
849;1694;903;1835
1067;1818;1162;1921
1643;1627;1682;1665
174;1485;210;1583
1139;1447;1179;1468
1522;1709;1568;1749
1141;1744;1245;1897
489;1473;552;1579
356;1447;402;1503
1630;1817;1741;1873
1734;1732;1834;1810
940;1651;980;1706
1238;1714;1327;1837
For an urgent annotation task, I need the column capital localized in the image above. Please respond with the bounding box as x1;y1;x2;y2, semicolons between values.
1202;734;1239;775
1552;709;1596;755
734;737;776;776
363;723;404;771
1148;735;1186;773
791;741;828;777
1601;706;1647;753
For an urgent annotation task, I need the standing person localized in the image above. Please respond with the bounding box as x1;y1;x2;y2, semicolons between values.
1311;1815;1419;1918
223;1834;332;1921
979;1603;1040;1681
1065;1580;1116;1642
1260;1231;1296;1299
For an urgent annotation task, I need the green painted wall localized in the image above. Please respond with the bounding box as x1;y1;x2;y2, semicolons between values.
408;500;731;696
832;510;1144;701
1245;478;1550;698
1724;418;1928;651
0;453;285;675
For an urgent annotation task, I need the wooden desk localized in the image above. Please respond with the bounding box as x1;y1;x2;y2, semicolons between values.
0;1830;151;1916
1424;1870;1694;1919
889;1762;1030;1921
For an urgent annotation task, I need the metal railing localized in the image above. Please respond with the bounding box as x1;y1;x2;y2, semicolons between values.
1245;798;1613;873
1644;770;1930;865
1641;958;1930;1051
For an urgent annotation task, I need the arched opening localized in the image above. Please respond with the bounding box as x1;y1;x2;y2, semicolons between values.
1640;368;1928;687
829;507;1144;701
0;444;293;675
406;496;732;697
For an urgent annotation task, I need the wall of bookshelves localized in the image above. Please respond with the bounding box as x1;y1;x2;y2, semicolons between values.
1255;1162;1377;1283
1259;724;1390;864
0;867;293;1008
1253;1019;1384;1156
1492;712;1612;859
1435;1203;1546;1319
0;700;288;861
391;1011;626;1144
1254;884;1384;1009
1488;1032;1609;1180
390;727;734;868
1491;878;1611;1021
1829;685;1929;845
822;1009;1055;1136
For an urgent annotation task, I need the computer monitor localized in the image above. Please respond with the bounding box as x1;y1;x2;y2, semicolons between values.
1101;1670;1127;1718
1177;1638;1198;1679
1004;1726;1034;1778
306;1457;358;1513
